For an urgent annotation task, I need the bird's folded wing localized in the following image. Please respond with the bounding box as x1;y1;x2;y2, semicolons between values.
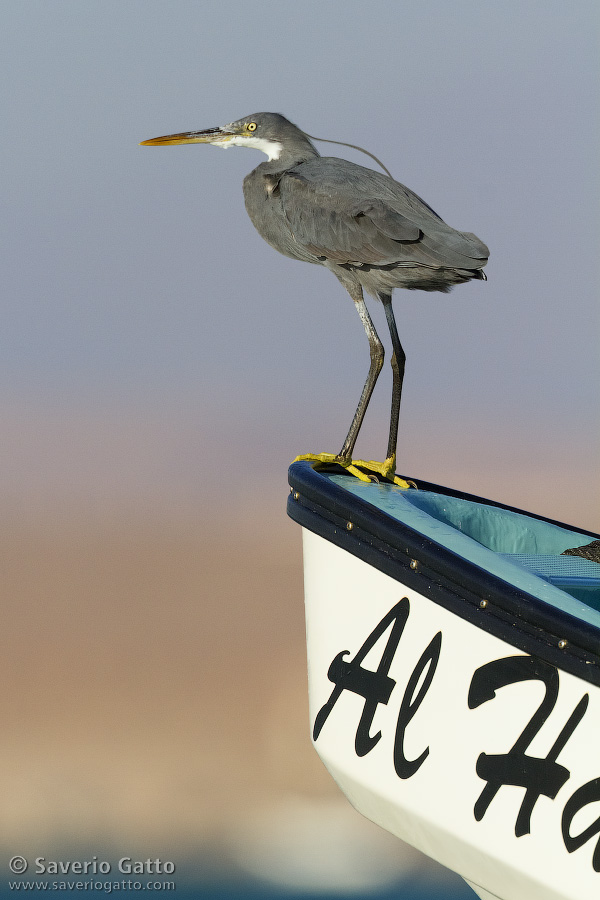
279;170;487;269
280;173;422;264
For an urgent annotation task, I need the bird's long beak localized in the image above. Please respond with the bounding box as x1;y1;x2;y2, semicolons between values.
140;126;235;146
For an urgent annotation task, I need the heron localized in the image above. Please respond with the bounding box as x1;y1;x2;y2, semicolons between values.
141;113;488;485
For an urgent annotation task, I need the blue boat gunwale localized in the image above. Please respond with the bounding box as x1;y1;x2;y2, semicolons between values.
287;460;600;688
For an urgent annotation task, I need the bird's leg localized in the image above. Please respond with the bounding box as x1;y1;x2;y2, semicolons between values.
295;288;385;483
295;286;411;488
380;292;406;477
337;290;384;462
348;292;411;486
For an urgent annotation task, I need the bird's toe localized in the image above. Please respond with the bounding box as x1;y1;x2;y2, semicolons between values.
293;453;414;489
351;456;414;489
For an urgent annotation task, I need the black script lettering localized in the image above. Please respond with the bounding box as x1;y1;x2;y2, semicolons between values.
562;777;600;872
313;599;410;756
468;656;588;836
394;632;442;778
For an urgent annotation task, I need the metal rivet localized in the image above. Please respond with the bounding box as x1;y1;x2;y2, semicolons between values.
293;491;299;501
409;559;418;570
558;639;568;649
346;521;353;531
479;599;488;609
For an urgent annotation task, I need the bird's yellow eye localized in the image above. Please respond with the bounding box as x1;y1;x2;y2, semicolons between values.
246;122;257;132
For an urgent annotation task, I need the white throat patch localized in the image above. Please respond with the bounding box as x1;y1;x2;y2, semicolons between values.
214;135;282;161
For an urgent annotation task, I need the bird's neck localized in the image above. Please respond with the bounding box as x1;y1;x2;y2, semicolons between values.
258;139;320;174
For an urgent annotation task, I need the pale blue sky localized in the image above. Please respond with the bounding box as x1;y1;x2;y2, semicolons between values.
2;1;598;524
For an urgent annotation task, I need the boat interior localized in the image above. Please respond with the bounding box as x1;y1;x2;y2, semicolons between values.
327;476;600;624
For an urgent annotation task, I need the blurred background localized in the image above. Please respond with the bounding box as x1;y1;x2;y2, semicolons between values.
1;1;598;897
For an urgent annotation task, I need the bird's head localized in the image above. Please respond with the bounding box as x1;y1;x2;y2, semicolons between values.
141;112;317;163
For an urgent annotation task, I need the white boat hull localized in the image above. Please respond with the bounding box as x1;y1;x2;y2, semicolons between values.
301;527;600;900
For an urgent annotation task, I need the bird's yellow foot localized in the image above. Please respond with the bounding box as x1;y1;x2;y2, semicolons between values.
293;453;414;489
350;455;415;488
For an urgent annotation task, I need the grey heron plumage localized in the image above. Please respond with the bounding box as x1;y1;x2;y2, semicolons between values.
141;112;488;483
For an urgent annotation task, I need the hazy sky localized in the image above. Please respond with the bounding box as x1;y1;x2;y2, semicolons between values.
2;1;599;524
